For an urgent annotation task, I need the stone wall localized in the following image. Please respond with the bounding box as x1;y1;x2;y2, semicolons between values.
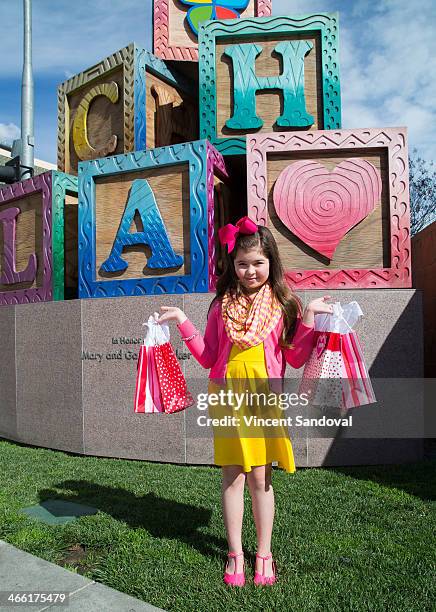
0;290;424;467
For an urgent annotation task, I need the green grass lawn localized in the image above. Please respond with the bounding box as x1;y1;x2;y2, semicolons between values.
0;438;435;612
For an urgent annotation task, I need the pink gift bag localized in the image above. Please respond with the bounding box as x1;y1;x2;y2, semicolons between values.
300;302;376;410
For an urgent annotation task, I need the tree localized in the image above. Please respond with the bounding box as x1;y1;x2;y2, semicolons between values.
409;148;436;236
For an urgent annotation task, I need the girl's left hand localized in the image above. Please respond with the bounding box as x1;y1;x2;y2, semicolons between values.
306;295;334;315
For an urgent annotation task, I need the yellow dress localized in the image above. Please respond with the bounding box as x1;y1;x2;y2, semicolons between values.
209;342;296;474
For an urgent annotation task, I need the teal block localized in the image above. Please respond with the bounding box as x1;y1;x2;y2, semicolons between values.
198;14;342;155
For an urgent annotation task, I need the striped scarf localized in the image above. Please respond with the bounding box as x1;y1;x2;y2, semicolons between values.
221;282;282;349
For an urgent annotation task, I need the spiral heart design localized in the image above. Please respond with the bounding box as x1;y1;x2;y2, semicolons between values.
273;158;382;259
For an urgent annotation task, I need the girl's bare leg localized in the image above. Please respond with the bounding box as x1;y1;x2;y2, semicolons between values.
222;465;246;574
247;463;275;577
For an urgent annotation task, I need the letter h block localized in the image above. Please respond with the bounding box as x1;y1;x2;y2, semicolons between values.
199;14;341;155
0;172;78;306
58;43;197;176
78;140;228;297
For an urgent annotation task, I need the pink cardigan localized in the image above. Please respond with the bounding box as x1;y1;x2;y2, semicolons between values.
177;298;315;380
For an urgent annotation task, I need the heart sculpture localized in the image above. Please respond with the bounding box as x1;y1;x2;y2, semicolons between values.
273;158;382;259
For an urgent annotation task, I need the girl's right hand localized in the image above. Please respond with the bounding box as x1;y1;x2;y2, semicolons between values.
157;306;187;325
302;295;333;328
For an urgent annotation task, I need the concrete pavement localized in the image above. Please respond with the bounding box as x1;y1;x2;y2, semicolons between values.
0;540;165;612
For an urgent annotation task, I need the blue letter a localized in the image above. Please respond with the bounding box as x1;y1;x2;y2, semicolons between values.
101;179;183;272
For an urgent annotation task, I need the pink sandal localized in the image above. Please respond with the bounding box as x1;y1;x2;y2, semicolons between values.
223;551;245;586
254;552;277;586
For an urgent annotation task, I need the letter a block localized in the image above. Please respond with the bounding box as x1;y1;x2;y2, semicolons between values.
58;43;197;175
0;172;78;306
78;140;228;297
199;14;341;155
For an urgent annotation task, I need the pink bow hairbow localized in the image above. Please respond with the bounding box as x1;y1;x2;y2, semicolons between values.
218;216;258;253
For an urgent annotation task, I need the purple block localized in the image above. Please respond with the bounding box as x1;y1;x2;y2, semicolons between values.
0;173;53;305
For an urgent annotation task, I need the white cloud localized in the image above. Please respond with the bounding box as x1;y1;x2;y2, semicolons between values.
274;0;436;160
1;0;434;161
342;0;436;159
0;0;152;77
0;122;20;145
273;0;436;158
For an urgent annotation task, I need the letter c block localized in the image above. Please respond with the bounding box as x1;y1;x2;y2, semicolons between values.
58;43;198;175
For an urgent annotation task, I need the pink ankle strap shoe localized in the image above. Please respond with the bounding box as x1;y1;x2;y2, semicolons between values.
223;551;245;586
254;552;277;586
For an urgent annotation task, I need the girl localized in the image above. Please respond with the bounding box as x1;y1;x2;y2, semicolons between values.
158;216;333;587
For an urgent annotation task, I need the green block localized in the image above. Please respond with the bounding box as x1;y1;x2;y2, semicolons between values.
52;171;78;301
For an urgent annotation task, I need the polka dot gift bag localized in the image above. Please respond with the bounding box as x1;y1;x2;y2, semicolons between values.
300;302;376;411
151;317;194;414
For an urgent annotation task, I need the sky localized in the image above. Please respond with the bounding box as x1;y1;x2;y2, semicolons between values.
0;0;435;164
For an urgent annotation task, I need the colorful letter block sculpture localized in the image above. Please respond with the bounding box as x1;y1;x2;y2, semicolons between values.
58;43;197;175
78;140;228;297
0;172;78;306
246;128;412;288
153;0;272;61
199;14;341;155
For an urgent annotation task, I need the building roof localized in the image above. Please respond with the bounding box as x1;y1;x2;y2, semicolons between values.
0;146;56;185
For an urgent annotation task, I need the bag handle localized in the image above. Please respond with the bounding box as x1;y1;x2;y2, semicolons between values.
142;314;169;346
330;302;355;333
338;313;354;333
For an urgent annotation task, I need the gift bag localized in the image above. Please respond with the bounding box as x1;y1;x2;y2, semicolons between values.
300;302;376;410
154;340;194;414
134;315;168;413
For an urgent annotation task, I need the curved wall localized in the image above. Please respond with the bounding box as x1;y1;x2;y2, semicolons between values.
0;291;424;467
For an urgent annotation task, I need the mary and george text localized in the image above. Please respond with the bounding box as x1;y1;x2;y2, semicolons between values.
81;337;191;363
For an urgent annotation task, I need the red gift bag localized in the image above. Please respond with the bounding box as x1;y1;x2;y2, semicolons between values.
134;344;164;413
134;315;167;414
341;330;376;409
154;342;194;414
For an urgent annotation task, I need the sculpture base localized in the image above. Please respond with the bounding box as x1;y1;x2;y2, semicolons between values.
0;290;425;468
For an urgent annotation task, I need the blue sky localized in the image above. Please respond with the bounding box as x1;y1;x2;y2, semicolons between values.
0;0;435;163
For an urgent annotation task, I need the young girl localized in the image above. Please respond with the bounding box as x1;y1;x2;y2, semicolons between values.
158;216;333;587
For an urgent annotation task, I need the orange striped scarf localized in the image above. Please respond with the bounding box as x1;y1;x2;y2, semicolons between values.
221;282;282;349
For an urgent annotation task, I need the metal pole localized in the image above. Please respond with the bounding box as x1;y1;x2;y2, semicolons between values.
20;0;34;178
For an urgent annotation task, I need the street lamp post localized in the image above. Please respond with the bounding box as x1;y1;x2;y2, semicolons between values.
0;0;35;184
10;0;35;179
20;0;35;178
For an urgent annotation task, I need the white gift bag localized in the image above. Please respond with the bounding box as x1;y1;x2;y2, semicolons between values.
300;302;376;410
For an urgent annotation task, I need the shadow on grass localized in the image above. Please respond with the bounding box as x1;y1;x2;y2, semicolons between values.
328;458;436;502
36;480;227;558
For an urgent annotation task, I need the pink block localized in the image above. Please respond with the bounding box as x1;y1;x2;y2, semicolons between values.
246;128;412;289
153;0;272;61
